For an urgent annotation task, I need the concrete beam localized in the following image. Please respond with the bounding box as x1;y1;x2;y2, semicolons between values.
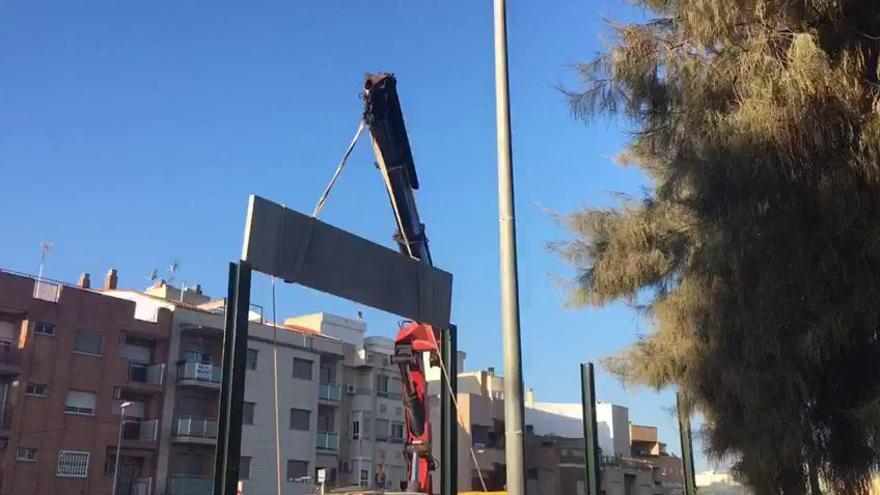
241;195;453;328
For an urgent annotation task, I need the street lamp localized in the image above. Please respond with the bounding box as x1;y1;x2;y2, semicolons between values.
112;401;132;495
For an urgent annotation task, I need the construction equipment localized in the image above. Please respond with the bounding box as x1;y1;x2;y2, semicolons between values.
363;73;442;494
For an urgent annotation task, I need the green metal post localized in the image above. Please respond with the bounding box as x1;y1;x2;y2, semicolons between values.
441;325;458;495
214;261;252;495
677;393;698;495
581;363;601;495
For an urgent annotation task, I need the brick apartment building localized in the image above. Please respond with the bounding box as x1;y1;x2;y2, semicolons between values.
0;269;171;495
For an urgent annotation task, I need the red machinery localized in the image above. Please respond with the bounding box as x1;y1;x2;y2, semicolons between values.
363;73;441;493
393;322;440;493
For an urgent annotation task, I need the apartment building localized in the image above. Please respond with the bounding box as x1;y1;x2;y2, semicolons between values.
427;363;687;495
285;313;410;492
107;282;346;495
0;269;171;495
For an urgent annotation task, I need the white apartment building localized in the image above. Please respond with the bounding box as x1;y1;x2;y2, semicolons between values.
107;283;346;495
285;313;410;492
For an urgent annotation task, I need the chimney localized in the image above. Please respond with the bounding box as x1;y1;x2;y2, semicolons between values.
487;367;495;376
104;269;118;290
525;387;535;406
77;273;91;289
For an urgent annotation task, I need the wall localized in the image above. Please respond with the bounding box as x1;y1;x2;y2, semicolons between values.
0;271;171;495
596;403;630;457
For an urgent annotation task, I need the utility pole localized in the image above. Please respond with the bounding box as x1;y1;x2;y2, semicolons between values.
492;1;526;494
112;401;132;495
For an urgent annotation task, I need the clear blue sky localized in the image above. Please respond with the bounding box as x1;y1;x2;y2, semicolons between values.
0;0;711;469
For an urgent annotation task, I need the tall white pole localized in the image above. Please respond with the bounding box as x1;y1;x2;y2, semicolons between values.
112;403;130;495
492;1;526;494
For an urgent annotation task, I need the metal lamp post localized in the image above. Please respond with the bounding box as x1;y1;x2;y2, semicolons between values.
112;401;132;495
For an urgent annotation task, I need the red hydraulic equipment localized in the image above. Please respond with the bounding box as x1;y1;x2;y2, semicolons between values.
363;73;443;494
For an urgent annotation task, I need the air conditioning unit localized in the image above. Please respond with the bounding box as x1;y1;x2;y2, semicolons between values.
340;460;352;473
346;384;356;394
473;443;487;450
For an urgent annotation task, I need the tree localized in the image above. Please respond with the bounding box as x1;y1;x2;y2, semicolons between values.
554;1;880;493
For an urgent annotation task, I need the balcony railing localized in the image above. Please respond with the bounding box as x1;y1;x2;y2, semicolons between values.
376;389;403;400
122;419;159;442
0;403;13;432
318;383;342;401
174;416;218;439
169;476;213;495
0;343;20;366
129;362;165;385
177;362;221;384
33;280;61;302
131;477;152;495
316;431;339;451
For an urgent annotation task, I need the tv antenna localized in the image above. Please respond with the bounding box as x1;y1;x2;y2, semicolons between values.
37;241;53;281
166;260;180;285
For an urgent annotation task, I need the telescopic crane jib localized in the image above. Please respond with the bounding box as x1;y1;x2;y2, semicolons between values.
363;73;441;494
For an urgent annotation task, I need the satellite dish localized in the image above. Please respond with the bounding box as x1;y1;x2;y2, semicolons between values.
147;269;159;282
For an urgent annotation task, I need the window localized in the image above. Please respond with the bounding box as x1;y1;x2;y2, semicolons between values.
243;402;255;425
240;457;251;480
34;322;55;336
74;331;103;356
391;422;405;441
65;390;96;415
185;345;211;364
16;447;37;462
360;468;370;487
292;358;312;380
26;383;48;397
350;411;370;439
57;450;89;478
376;419;390;441
395;407;402;417
379;404;387;414
287;460;308;481
246;349;258;371
376;375;389;396
472;425;490;447
290;408;310;431
350;416;360;439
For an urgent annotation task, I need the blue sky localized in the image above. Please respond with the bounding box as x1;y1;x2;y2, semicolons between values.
0;0;712;468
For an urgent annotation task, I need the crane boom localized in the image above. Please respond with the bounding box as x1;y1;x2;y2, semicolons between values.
363;73;440;494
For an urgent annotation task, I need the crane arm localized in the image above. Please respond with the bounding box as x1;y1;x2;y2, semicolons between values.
363;73;440;494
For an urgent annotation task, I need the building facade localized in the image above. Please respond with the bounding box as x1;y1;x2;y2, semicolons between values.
107;283;347;495
285;313;410;492
428;363;687;495
0;269;171;495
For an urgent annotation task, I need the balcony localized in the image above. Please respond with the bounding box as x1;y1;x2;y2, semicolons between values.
128;362;165;388
0;342;21;375
33;280;61;302
318;383;342;402
121;418;159;443
0;403;12;437
172;416;218;445
316;431;339;452
169;476;213;495
130;478;152;495
177;362;221;389
376;389;402;400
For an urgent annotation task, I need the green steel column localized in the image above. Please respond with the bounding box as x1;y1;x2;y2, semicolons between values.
677;393;698;495
580;363;601;495
441;325;459;495
214;261;252;495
